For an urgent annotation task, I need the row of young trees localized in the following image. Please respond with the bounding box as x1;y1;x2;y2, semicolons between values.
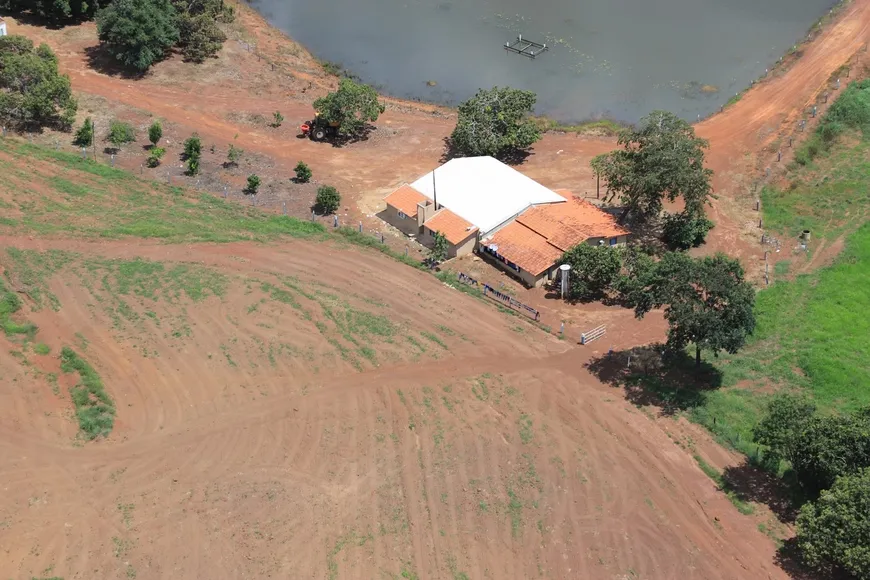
754;395;870;578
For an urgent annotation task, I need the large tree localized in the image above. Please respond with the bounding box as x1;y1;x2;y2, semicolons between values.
752;393;817;464
592;110;713;224
0;0;105;22
313;78;385;138
0;36;77;129
96;0;180;72
449;86;541;159
796;468;870;579
628;252;756;367
789;409;870;495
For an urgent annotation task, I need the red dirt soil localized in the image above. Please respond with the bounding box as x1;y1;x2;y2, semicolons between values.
2;2;870;578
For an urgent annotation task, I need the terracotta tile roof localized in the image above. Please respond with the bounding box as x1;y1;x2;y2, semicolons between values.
485;221;563;276
384;184;428;217
518;199;629;252
483;200;630;276
553;188;574;200
424;209;478;245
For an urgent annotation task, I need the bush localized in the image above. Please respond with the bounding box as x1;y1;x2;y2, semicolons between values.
148;120;162;146
73;117;94;147
790;409;870;495
96;0;180;72
796;468;870;579
245;174;260;195
0;36;77;129
559;243;621;301
272;111;284;128
226;143;243;167
183;133;202;174
662;210;714;250
106;120;135;149
752;393;817;463
146;146;166;167
294;161;312;183
315;185;341;214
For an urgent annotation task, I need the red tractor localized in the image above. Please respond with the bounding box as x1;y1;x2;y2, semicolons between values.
300;112;340;141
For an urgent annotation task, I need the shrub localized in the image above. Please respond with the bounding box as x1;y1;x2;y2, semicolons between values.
796;468;870;579
315;185;341;214
183;133;201;174
146;146;166;167
430;231;449;264
73;117;94;147
106;120;135;149
294;161;312;183
245;174;261;195
272;111;284;128
662;211;714;250
226;143;243;167
178;13;226;62
148;119;162;146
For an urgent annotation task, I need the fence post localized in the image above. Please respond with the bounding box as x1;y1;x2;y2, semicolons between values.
110;154;115;167
405;247;408;257
224;185;228;198
282;201;287;215
755;199;760;211
359;221;362;233
560;321;564;336
381;233;385;243
333;215;338;228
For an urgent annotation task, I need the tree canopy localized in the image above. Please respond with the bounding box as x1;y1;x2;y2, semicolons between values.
430;231;449;264
627;252;756;366
96;0;180;72
790;409;870;495
796;468;870;579
752;393;817;464
313;78;384;137
0;0;105;22
560;243;621;301
449;86;541;159
592;110;712;224
0;36;77;129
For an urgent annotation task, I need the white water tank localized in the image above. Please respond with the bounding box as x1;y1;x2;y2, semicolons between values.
0;19;7;37
559;264;571;299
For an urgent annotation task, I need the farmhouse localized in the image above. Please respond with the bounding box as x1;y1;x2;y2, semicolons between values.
382;156;630;286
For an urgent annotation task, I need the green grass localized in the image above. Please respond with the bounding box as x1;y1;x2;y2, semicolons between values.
5;247;67;311
34;342;51;355
531;116;623;136
0;276;37;340
693;455;755;515
60;346;115;439
792;78;870;167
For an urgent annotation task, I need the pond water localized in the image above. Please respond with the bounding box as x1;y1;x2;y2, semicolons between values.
249;0;837;123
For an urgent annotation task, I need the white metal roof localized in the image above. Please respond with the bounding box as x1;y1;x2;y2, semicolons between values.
410;156;565;235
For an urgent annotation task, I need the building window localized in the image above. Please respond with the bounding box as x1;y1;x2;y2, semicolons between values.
397;211;407;220
609;237;618;246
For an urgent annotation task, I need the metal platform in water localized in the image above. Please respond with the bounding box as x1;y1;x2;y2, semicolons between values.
504;35;548;59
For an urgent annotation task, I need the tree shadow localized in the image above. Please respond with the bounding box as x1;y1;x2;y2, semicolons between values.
721;460;803;523
4;11;84;30
84;45;147;79
439;136;534;166
774;538;851;580
327;124;377;148
585;345;723;416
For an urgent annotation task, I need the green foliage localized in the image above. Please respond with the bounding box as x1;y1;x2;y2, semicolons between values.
0;36;77;129
294;160;312;183
630;252;756;366
0;0;103;21
796;468;870;579
592;110;712;224
146;146;166;168
449;86;541;159
34;342;51;355
73;117;94;147
106;120;136;148
315;185;341;215
795;78;870;165
148;120;162;146
60;346;115;439
0;276;37;339
177;13;226;63
96;0;180;72
662;210;714;250
272;111;284;128
752;393;816;463
244;174;261;195
183;133;201;175
790;409;870;495
226;143;243;167
559;243;621;300
430;231;449;263
313;78;385;137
